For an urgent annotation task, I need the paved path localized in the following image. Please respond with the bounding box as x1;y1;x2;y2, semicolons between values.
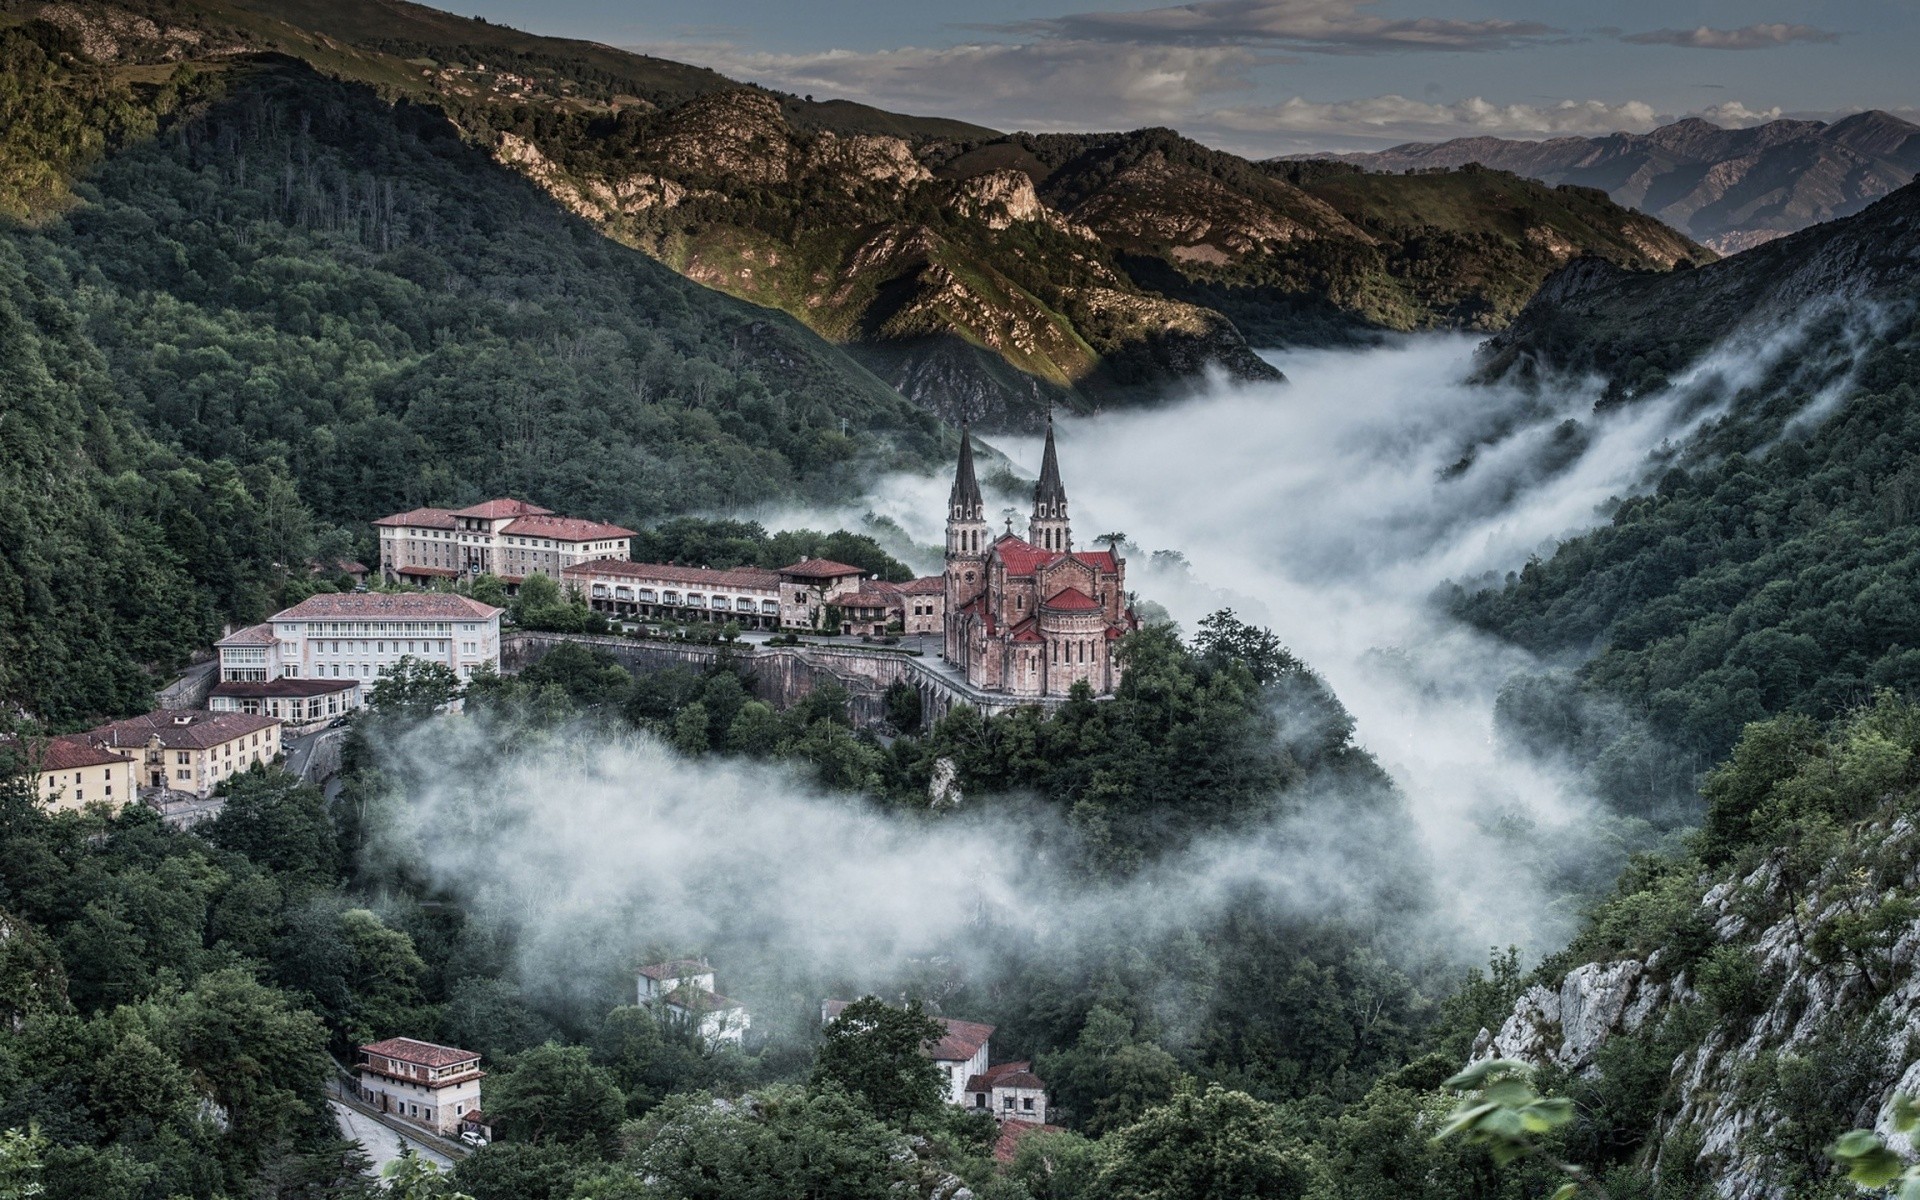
329;1099;453;1174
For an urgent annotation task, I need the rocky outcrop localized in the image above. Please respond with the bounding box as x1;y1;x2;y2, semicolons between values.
1479;815;1920;1199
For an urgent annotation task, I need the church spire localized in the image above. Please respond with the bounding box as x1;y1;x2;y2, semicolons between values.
1029;417;1071;553
949;424;984;523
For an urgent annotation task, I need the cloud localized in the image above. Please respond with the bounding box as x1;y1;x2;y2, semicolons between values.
1206;94;1664;139
1622;23;1839;50
630;38;1265;128
1003;0;1561;54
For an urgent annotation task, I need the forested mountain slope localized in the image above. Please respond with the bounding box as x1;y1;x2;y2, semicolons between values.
0;35;941;723
3;0;1709;429
1300;111;1920;255
1453;182;1920;799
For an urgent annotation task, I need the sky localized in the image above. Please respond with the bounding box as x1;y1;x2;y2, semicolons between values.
455;0;1917;156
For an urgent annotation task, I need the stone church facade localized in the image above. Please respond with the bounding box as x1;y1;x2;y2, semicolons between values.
943;422;1136;699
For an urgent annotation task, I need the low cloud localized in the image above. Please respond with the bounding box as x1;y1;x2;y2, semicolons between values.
1003;0;1561;54
1621;24;1840;50
628;38;1263;129
1207;94;1664;139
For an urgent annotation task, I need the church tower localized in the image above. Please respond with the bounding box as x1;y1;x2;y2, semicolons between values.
945;426;991;663
1027;419;1071;553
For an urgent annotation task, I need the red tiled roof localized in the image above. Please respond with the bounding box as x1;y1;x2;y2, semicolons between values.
212;679;361;699
639;959;711;980
87;711;279;752
1105;625;1126;639
990;536;1058;576
372;506;457;530
966;1061;1046;1093
666;988;746;1014
3;735;133;773
1069;550;1119;572
359;1037;480;1068
397;565;462;579
842;590;903;610
451;498;551;520
569;562;780;591
777;558;866;580
1009;618;1042;644
901;576;945;595
217;622;276;647
272;593;502;621
994;1121;1066;1164
1044;587;1100;611
500;514;636;542
931;1017;995;1063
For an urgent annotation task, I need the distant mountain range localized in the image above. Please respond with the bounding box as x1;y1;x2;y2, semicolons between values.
1290;112;1920;255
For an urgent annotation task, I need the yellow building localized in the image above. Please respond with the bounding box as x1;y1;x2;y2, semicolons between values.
4;736;138;814
84;711;282;799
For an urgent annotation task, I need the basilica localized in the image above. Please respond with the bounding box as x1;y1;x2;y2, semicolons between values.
943;422;1137;699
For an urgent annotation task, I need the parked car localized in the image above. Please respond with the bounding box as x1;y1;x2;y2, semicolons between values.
459;1130;488;1147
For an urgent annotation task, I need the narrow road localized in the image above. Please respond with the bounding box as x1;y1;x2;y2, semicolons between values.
329;1099;453;1174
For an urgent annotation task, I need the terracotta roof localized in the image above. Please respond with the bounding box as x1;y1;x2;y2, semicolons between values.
1044;587;1100;612
86;711;279;751
990;535;1057;576
1009;618;1042;643
841;590;903;610
359;1037;480;1068
1069;550;1119;572
396;565;462;579
901;576;945;595
638;958;711;981
666;988;746;1014
994;1121;1065;1164
931;1016;995;1063
566;562;780;591
218;622;276;647
4;735;133;773
967;1061;1045;1092
211;679;361;699
451;498;551;520
500;514;636;542
777;558;866;580
272;593;502;621
372;506;457;530
310;559;370;575
820;1002;993;1061
1105;625;1126;639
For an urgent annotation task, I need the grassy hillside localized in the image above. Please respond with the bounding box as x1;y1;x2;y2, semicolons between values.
0;36;943;723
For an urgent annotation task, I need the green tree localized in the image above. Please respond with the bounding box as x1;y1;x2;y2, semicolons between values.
203;770;340;891
1097;1085;1319;1200
811;997;946;1128
488;1043;625;1153
369;658;464;720
625;1084;912;1200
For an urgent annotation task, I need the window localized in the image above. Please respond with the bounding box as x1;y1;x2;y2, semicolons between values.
176;769;190;780
1004;1096;1015;1110
1023;1098;1035;1111
176;751;188;765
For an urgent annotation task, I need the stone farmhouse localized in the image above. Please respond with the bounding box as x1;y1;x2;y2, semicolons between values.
374;497;633;589
639;959;751;1045
213;592;503;727
944;421;1136;698
355;1037;484;1136
83;711;280;799
821;999;1049;1120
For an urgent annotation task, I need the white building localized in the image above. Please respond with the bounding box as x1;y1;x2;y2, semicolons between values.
568;562;784;630
375;498;633;589
639;959;751;1045
356;1037;484;1136
967;1061;1051;1124
215;593;504;717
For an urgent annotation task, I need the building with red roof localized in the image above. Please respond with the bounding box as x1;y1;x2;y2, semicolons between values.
2;734;137;814
355;1037;485;1136
822;999;1048;1114
373;496;632;589
942;421;1137;698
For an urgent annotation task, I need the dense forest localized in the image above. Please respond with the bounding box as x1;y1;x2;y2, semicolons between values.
0;29;943;725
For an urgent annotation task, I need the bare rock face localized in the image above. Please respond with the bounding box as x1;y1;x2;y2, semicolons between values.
34;2;230;63
1485;959;1661;1070
1069;150;1346;258
652;89;796;186
807;132;931;191
951;170;1093;239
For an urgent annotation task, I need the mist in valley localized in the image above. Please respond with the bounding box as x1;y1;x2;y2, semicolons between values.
371;317;1871;1046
